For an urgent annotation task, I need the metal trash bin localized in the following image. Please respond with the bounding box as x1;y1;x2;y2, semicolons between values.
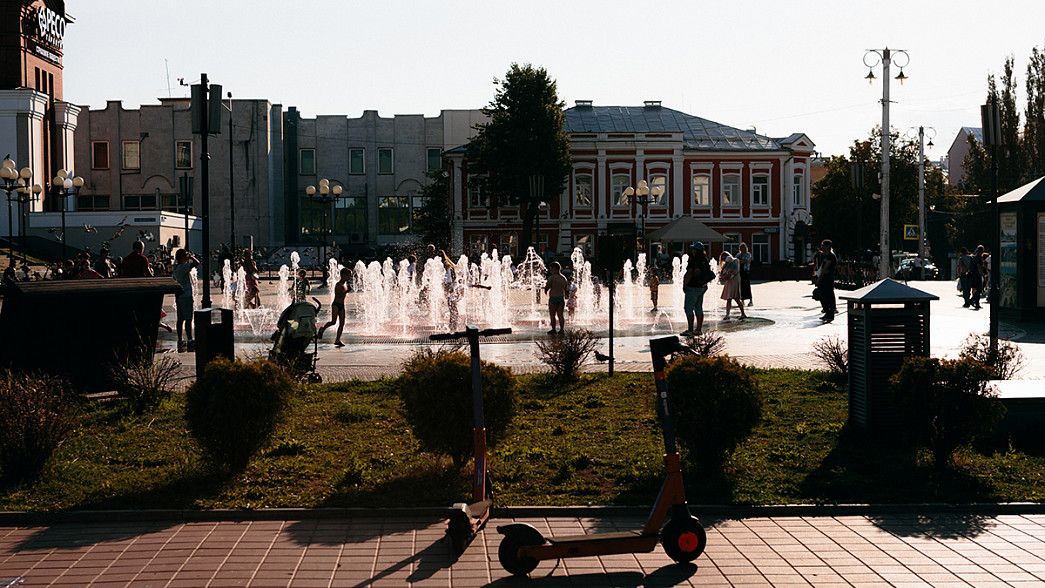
194;307;234;373
841;279;938;431
0;277;182;392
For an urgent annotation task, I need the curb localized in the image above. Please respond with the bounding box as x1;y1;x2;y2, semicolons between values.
2;502;1043;525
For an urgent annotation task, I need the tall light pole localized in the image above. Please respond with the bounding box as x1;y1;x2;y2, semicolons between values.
305;179;343;274
906;126;935;280
981;97;1002;357
0;158;29;261
226;91;235;251
529;174;544;255
52;169;84;262
864;47;909;279
623;178;663;257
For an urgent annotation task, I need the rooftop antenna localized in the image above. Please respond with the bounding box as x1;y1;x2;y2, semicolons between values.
165;59;171;98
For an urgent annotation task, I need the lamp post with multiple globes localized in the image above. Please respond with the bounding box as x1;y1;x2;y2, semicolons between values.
51;169;84;262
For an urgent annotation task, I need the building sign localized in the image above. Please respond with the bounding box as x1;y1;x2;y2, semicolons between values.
36;6;66;49
1000;212;1017;308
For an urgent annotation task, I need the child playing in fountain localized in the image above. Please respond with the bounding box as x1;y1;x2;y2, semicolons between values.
173;249;200;352
649;270;660;313
317;267;350;347
292;268;311;303
544;261;568;334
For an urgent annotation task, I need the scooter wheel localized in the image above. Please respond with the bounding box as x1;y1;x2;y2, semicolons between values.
498;534;540;576
661;516;706;563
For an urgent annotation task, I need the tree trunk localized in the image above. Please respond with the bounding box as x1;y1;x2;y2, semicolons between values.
521;202;537;253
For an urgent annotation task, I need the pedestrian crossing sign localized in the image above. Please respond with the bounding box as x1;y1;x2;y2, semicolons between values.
903;225;919;240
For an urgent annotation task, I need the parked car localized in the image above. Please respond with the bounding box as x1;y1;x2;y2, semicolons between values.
895;257;938;280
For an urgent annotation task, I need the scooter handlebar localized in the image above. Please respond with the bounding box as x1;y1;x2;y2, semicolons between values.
428;327;512;341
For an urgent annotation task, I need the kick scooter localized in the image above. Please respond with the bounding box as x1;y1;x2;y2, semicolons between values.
429;325;512;555
496;335;706;575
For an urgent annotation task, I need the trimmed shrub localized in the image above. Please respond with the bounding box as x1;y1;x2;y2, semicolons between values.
890;357;1005;470
109;355;182;414
397;349;518;467
812;335;848;380
0;371;78;484
959;332;1025;380
681;330;726;358
534;328;599;380
184;358;294;471
665;355;762;473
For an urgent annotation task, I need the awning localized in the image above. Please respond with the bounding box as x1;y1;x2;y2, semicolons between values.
647;216;727;242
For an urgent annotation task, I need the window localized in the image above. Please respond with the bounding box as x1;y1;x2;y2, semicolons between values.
575;234;593;256
176;141;192;169
723;233;741;255
611;174;630;207
692;174;710;206
574;173;593;207
793;174;804;206
334;196;366;236
427;148;442;173
299;149;315;175
753;233;770;263
124;192;157;210
162;193;191;213
378;196;409;234
349;149;365;175
500;234;518;257
651;174;668;206
752;175;769;206
77;194;110;210
378;148;394;174
92;141;109;170
469;234;488;255
122;141;140;170
469;181;488;208
300;197;324;240
411;195;425;231
722;174;740;206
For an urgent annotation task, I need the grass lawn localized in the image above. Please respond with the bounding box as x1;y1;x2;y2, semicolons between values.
2;368;1043;511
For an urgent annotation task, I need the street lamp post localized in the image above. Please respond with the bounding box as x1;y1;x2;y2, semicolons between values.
623;179;663;257
305;179;343;274
907;126;935;280
529;174;545;255
864;47;909;280
226;91;235;251
0;158;29;261
51;169;84;262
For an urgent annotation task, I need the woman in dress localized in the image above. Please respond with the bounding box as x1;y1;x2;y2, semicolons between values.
719;251;747;320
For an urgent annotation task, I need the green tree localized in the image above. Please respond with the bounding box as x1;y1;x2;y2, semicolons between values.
465;63;572;252
811;130;948;259
1025;43;1045;178
412;169;452;251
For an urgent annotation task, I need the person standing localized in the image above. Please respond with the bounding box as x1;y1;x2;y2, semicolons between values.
317;267;351;347
292;268;311;303
718;252;747;320
94;249;116;278
121;240;153;277
648;269;660;313
681;243;713;336
969;244;986;310
543;261;568;334
816;239;837;322
172;249;200;352
737;242;753;306
241;251;261;309
957;247;973;307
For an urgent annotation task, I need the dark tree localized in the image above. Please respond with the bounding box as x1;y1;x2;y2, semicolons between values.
465;63;572;252
412;169;452;251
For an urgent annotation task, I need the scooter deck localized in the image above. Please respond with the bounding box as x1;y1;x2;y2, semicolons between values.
528;530;659;559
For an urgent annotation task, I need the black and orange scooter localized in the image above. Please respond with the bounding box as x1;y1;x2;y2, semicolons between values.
429;325;512;556
496;335;706;575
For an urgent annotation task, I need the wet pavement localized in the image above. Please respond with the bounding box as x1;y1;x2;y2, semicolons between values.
3;278;1045;586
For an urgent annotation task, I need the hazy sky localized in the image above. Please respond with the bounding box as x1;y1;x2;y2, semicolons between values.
63;0;1045;158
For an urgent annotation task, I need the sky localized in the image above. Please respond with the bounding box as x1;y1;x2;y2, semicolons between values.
62;0;1045;159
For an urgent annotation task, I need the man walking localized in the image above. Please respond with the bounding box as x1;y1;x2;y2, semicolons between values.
957;247;973;307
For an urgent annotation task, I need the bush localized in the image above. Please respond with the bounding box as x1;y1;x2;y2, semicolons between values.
890;357;1006;470
665;355;762;473
0;371;78;484
184;358;294;471
397;349;518;467
959;332;1025;379
109;355;182;414
534;328;599;380
812;335;848;380
680;330;726;358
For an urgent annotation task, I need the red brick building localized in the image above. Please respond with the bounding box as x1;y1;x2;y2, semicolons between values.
447;101;815;265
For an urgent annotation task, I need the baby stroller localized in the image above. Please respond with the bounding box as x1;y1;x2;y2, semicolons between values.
269;297;323;383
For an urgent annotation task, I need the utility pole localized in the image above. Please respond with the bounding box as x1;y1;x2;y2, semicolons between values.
192;73;221;309
982;97;1001;357
228;91;235;252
